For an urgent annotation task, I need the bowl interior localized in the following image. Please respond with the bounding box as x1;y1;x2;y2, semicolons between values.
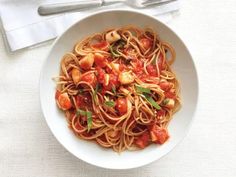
40;10;198;169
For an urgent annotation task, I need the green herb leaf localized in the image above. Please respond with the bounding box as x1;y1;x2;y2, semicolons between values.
86;111;92;132
92;84;100;104
135;85;151;94
112;85;116;95
105;101;115;107
116;39;126;48
110;40;126;58
76;109;87;116
76;109;93;132
135;85;160;109
110;45;121;57
144;93;161;110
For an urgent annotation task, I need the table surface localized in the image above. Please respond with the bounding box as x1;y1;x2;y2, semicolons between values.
1;0;236;176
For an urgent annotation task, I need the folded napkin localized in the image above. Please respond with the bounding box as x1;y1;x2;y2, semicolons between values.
0;0;180;52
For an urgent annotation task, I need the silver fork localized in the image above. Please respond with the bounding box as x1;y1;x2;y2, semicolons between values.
38;0;176;16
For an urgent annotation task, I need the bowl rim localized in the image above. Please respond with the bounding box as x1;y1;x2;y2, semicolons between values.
39;9;199;169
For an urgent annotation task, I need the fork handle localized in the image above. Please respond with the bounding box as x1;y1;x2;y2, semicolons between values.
38;0;103;15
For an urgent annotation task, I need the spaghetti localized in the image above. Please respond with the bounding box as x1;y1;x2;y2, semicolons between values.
54;26;181;152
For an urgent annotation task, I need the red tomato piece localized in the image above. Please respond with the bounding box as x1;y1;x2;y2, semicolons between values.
115;97;127;115
140;38;152;49
156;109;166;117
96;67;105;84
103;73;119;90
165;91;176;99
119;64;126;72
105;66;112;74
135;131;150;149
149;125;169;144
166;92;176;99
82;92;92;105
146;64;157;76
76;93;92;108
137;73;147;81
80;72;97;88
132;59;144;74
159;82;171;91
91;41;109;51
124;47;137;60
80;63;90;71
94;53;107;68
109;73;119;86
75;95;84;107
100;87;107;96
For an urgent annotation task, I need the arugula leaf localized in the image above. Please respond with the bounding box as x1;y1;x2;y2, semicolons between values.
144;93;161;110
135;85;151;94
76;109;93;132
104;101;115;107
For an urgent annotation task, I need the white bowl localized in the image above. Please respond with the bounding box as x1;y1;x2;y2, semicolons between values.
40;10;198;169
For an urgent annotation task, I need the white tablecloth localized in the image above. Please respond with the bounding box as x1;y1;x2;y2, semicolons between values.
1;0;236;176
0;0;179;51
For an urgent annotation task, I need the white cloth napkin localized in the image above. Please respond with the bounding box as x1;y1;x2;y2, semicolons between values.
0;0;180;52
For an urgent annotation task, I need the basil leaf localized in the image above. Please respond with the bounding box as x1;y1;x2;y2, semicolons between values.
76;109;93;132
105;101;115;107
112;85;116;95
76;109;87;116
144;93;161;110
94;83;101;95
116;39;126;48
135;85;151;94
92;83;100;104
110;45;120;57
135;85;160;109
86;111;92;132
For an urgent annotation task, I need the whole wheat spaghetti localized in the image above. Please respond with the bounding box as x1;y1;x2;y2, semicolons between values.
54;26;181;152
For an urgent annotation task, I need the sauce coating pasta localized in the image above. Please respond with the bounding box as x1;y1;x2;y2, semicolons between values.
54;26;181;152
